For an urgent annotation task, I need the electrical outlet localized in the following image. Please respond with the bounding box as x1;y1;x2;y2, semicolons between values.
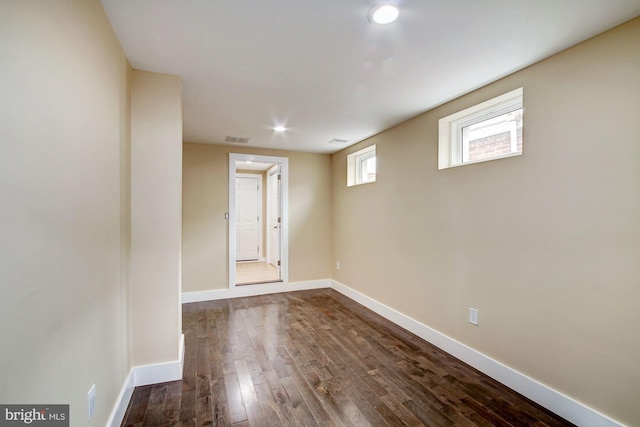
87;384;96;420
336;261;340;270
469;308;479;326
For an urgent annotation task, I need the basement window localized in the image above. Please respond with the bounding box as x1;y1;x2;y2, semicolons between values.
347;145;376;186
438;87;523;169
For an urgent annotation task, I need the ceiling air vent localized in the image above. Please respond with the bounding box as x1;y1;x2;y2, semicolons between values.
328;138;348;145
225;136;249;144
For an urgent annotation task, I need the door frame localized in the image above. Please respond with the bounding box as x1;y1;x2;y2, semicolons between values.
235;173;262;262
229;153;288;289
266;164;280;269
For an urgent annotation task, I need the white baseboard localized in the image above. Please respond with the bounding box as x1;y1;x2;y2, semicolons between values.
330;280;622;427
180;278;623;426
133;333;185;386
182;279;331;303
108;334;185;427
106;368;135;427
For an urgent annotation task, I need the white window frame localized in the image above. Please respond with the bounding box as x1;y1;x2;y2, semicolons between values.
347;144;376;187
438;87;523;170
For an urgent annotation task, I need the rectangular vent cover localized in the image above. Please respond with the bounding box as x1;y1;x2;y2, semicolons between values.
328;138;348;145
225;136;250;143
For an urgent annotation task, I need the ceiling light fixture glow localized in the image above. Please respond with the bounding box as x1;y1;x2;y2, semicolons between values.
369;3;399;25
273;126;287;132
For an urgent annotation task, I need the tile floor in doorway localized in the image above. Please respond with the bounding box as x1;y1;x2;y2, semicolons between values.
236;261;280;285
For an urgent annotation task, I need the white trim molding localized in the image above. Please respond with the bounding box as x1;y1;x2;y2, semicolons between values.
438;87;523;169
137;279;622;427
330;280;623;427
182;279;331;304
106;369;135;427
108;334;185;427
229;153;289;289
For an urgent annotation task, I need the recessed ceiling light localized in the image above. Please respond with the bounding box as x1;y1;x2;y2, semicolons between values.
369;3;399;25
273;126;286;132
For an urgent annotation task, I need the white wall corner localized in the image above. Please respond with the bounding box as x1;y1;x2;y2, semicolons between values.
133;334;185;387
329;280;623;427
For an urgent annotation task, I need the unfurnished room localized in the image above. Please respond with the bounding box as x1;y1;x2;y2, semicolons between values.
1;1;639;426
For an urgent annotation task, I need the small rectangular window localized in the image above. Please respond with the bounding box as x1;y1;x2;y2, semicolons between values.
347;145;376;186
462;108;523;163
439;88;523;169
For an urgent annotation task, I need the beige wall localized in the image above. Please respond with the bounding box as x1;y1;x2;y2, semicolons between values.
331;18;640;425
183;143;331;292
0;0;132;425
130;71;183;365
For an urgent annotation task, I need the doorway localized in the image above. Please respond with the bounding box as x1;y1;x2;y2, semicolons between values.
229;153;288;288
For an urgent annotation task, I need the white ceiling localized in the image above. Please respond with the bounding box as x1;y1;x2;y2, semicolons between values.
101;0;640;154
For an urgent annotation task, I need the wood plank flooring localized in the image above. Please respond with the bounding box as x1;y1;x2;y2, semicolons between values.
121;289;574;426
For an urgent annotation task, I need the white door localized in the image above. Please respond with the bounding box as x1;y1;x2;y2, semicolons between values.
236;175;261;261
267;166;281;269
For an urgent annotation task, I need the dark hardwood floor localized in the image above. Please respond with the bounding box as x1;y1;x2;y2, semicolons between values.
121;289;574;426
